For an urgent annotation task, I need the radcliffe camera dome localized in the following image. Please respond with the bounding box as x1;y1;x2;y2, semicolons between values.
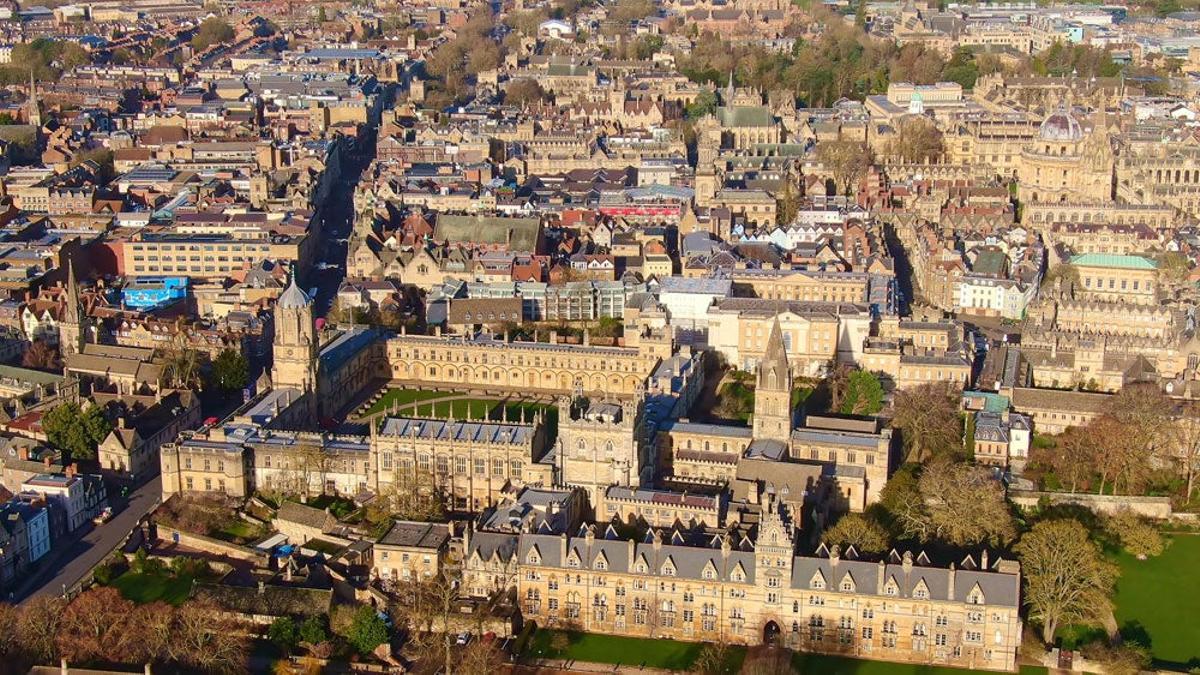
1039;103;1084;142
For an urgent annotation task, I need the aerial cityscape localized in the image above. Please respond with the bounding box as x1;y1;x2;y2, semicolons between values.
0;0;1195;673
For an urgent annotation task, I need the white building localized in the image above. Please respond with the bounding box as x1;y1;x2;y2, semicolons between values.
657;276;731;332
21;471;103;532
954;275;1035;320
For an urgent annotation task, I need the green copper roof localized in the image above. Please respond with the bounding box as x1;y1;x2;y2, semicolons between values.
1068;253;1158;270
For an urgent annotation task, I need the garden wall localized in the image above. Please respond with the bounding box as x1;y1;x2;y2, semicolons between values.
158;525;262;562
1009;490;1173;519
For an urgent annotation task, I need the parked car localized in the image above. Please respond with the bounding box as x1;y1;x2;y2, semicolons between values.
92;507;113;525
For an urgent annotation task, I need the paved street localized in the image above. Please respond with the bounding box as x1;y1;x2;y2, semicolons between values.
15;474;162;605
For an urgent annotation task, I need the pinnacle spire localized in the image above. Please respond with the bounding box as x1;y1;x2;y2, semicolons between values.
64;260;81;324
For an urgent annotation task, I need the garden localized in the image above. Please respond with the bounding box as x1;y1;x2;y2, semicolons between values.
97;550;214;606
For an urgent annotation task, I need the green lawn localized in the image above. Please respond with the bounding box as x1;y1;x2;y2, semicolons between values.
362;388;448;416
411;398;496;419
1111;533;1200;668
792;654;1048;675
110;570;194;606
212;518;266;544
527;630;743;671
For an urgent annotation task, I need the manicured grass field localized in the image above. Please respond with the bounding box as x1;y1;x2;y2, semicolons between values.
362;388;447;416
411;398;496;419
527;630;744;672
110;570;194;606
791;653;1049;675
1111;534;1200;668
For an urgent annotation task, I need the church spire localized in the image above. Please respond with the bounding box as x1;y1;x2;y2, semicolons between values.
64;260;81;325
758;318;789;391
753;317;794;445
26;70;41;128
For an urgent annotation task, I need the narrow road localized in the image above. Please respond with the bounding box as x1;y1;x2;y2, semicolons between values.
15;474;162;605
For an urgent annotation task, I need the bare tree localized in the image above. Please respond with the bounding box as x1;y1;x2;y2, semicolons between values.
169;599;249;673
367;465;448;524
892;381;963;463
1169;405;1200;502
56;587;136;663
917;459;1016;547
1033;427;1094;494
816;140;874;196
885;116;945;164
21;340;60;371
158;329;203;390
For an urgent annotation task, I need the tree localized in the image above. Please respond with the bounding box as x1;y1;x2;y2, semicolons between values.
1170;406;1200;502
775;179;801;226
839;370;884;416
346;605;389;656
892;381;963;463
169;599;248;673
1081;641;1150;675
42;401;112;461
1094;383;1171;494
159;331;203;390
1158;250;1190;283
505;78;548;107
942;48;980;89
466;41;501;75
15;596;64;664
56;587;137;664
212;348;249;392
366;463;448;525
610;0;656;23
1030;427;1094;494
886;116;945;164
685;90;718;121
1016;518;1117;644
816;140;874;196
889;42;946;84
268;616;299;652
192;17;235;51
21;340;60;370
459;639;505;673
916;459;1016;546
693;640;731;675
822;512;890;554
1105;510;1164;559
298;615;329;646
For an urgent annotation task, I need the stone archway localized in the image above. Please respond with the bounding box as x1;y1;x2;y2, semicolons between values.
763;620;781;645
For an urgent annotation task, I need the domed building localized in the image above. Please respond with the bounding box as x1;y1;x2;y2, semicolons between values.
1016;103;1114;203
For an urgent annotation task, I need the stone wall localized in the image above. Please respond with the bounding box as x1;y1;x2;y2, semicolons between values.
1009;490;1173;519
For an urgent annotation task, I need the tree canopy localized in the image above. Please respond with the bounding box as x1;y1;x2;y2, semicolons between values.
1016;518;1118;644
42;402;112;461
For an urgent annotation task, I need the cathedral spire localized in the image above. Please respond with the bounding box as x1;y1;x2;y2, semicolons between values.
64;260;81;324
753;318;794;444
758;318;789;391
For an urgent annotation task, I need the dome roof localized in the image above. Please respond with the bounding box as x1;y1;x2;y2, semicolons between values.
278;274;312;310
1039;104;1083;142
